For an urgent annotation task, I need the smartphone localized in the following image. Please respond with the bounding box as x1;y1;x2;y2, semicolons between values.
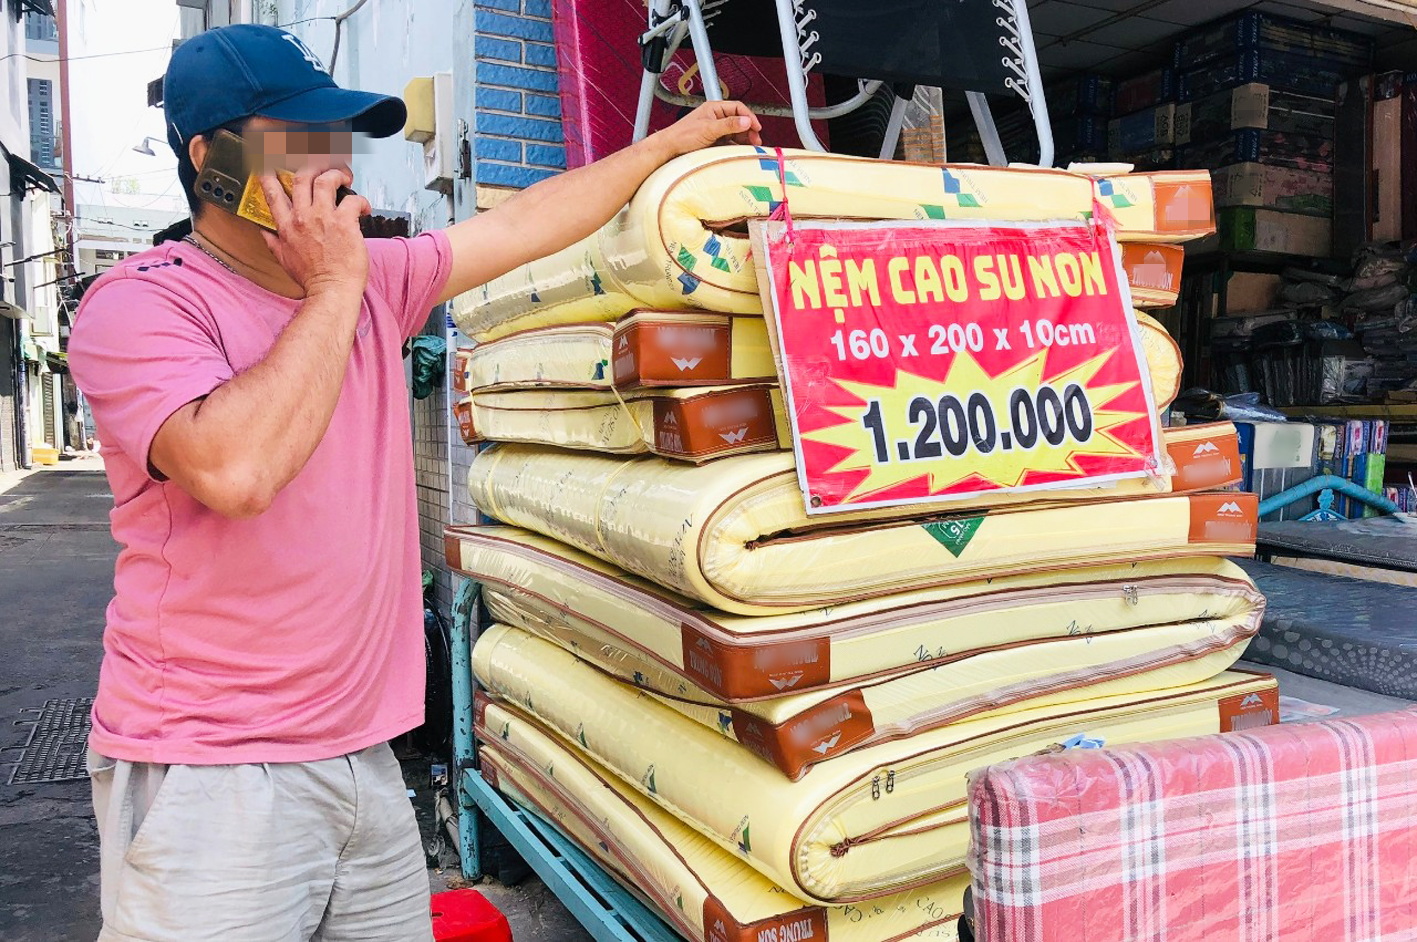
193;128;355;232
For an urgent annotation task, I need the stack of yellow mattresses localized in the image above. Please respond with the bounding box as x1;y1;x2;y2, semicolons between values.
447;147;1274;942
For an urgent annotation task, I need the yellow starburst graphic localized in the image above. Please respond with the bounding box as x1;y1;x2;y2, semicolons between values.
803;348;1146;502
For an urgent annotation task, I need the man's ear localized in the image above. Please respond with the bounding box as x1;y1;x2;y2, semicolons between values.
188;134;209;172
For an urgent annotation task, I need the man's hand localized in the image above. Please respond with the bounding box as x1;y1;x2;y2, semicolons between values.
649;101;763;160
259;167;372;299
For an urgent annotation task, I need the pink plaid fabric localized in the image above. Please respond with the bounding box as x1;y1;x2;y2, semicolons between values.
968;709;1417;942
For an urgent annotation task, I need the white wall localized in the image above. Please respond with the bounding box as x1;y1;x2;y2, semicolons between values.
276;0;456;230
0;4;27;157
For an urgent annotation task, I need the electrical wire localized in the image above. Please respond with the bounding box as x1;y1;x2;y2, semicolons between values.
0;44;171;65
328;0;371;73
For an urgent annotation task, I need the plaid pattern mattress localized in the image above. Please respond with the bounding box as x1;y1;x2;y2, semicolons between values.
967;708;1417;942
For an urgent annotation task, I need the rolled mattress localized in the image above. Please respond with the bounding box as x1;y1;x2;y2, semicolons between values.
478;699;969;942
455;384;792;462
465;441;1256;614
456;309;1183;407
453;147;1215;341
472;627;1280;904
450;529;1265;777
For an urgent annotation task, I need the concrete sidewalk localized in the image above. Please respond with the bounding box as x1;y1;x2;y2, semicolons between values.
0;461;588;941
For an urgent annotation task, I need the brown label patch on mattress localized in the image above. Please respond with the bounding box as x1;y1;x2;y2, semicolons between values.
653;387;780;460
1188;493;1258;545
472;691;491;732
733;691;875;780
480;761;501;792
1153;179;1216;234
615;318;733;388
1218;684;1279;731
681;629;831;700
1120;243;1183;298
1167;428;1241;492
703;895;828;942
444;532;463;570
452;399;477;444
452;347;474;393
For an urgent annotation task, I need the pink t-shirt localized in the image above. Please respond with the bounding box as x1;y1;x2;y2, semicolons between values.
68;232;452;765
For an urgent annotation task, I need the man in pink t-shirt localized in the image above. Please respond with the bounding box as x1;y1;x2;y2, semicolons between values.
68;24;761;942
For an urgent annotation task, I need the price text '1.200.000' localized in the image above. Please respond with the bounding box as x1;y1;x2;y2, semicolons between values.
861;384;1094;465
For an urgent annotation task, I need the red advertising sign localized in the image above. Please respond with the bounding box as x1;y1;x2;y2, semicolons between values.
756;219;1164;514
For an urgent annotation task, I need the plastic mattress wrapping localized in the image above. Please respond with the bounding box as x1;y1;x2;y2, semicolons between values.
456;384;792;463
463;436;1255;615
966;707;1417;942
450;528;1266;779
453;313;1182;463
461;311;1179;401
451;147;1215;342
472;624;1279;906
477;698;970;942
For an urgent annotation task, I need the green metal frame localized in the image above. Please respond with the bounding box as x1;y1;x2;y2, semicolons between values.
449;576;681;942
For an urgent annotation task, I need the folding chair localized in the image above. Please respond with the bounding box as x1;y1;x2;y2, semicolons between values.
633;0;1054;167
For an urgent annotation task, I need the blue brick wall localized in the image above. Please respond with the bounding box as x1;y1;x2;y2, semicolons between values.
474;0;566;189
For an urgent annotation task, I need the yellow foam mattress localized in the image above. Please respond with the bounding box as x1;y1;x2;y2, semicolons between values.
457;324;616;393
457;384;792;462
450;528;1261;702
479;700;968;941
464;438;1254;614
453;147;1215;341
485;612;1255;781
457;305;1179;418
472;628;1279;904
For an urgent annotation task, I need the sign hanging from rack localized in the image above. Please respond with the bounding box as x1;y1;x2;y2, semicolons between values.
751;217;1164;515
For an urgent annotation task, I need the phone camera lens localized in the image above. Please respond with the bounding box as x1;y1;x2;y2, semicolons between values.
224;192;236;203
200;181;212;192
212;186;224;198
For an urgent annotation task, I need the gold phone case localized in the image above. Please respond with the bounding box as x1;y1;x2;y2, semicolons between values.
193;129;349;232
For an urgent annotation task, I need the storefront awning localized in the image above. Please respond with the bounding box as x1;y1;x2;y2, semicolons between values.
5;151;60;196
0;300;30;321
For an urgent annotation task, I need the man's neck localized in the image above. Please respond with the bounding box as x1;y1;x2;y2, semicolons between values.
191;211;305;299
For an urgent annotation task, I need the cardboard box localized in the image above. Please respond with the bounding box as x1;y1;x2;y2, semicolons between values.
1179;129;1333;173
1115;69;1176;115
1236;421;1319;521
1219;207;1333;256
1213;162;1333;216
1173;11;1373;71
1223;272;1284;312
1372;71;1404;243
1047;73;1114;117
1108;104;1175;156
1180;50;1347;102
1175;84;1336;145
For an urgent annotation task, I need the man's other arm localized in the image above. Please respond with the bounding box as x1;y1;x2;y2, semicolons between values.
150;169;373;518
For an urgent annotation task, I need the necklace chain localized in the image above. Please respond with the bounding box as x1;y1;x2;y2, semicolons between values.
182;234;241;276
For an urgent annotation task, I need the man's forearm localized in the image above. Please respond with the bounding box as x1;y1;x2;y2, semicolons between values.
437;101;761;303
496;135;675;265
180;287;362;506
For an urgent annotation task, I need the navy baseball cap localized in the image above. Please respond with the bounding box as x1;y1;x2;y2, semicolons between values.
163;24;406;155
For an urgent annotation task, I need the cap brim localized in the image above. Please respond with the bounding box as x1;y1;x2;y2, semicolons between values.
257;85;407;138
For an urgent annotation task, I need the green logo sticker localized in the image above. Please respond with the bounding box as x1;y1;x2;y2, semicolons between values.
922;517;985;557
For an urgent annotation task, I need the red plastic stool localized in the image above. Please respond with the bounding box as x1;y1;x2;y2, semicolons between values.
430;889;513;942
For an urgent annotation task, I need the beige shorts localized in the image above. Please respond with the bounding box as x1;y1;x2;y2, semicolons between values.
88;742;435;942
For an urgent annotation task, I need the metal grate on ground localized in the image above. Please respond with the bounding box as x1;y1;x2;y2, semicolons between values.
7;698;93;785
